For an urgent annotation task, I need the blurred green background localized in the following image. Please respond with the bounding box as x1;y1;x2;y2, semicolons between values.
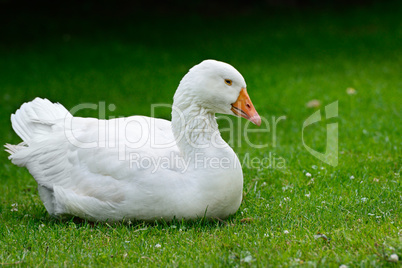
1;0;400;161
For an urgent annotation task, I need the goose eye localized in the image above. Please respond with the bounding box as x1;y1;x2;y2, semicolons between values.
224;79;233;86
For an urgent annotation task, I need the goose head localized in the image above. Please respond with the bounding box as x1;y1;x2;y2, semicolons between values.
175;59;261;126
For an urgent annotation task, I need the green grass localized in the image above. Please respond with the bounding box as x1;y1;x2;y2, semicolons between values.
1;3;401;267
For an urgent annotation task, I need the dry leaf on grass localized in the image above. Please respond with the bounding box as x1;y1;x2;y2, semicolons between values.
306;99;321;108
346;87;357;95
240;218;254;223
313;233;330;241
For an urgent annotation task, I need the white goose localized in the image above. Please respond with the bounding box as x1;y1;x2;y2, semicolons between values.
5;60;261;222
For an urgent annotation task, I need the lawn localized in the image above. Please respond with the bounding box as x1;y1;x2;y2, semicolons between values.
0;2;401;267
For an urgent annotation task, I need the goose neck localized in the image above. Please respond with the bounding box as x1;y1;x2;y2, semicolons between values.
171;101;222;157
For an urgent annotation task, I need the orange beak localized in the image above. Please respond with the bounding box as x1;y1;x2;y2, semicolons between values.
231;88;261;126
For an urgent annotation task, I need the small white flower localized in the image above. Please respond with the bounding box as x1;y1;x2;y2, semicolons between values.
350;175;355;179
263;233;269;237
11;203;19;212
305;193;311;198
389;254;399;262
339;265;348;268
155;244;161;248
361;197;368;202
242;255;253;263
306;172;312;177
284;230;289;234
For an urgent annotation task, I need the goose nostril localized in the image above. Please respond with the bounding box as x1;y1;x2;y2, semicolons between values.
246;103;251;109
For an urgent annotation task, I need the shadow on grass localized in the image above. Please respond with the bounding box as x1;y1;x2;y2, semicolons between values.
16;209;242;232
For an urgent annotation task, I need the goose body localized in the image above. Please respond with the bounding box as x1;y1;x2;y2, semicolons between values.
5;60;260;222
